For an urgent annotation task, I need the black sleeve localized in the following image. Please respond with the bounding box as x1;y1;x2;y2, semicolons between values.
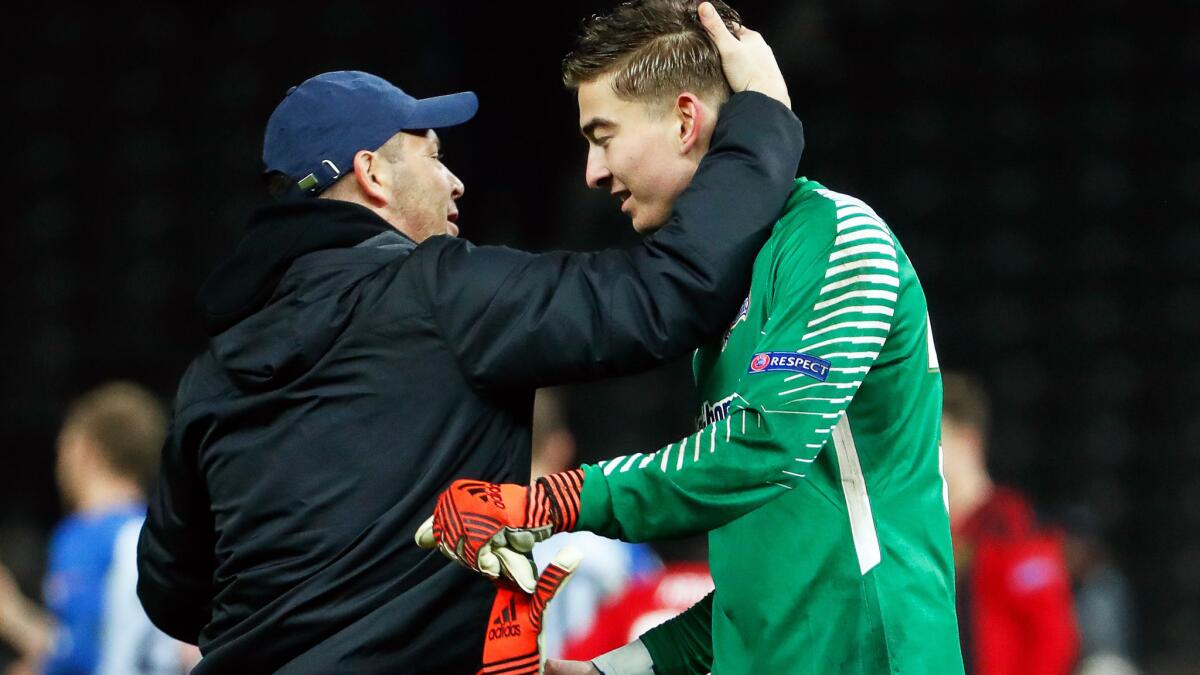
137;414;215;645
420;92;804;390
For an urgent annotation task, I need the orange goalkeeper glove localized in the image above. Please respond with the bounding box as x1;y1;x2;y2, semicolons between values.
476;546;581;675
415;469;584;593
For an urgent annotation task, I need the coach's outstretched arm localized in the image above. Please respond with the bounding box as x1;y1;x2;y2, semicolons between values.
417;6;800;390
419;92;801;390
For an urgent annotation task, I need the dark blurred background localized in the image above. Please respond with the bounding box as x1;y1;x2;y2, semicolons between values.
4;0;1197;671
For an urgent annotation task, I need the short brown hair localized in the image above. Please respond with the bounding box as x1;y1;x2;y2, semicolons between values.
61;382;167;488
941;372;991;435
562;0;742;104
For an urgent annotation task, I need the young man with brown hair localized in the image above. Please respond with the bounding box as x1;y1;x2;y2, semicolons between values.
422;2;964;673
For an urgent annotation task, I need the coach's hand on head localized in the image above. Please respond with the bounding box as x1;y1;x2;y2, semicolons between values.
698;1;791;109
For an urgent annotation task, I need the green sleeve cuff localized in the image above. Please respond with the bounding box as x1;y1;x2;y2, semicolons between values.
575;463;619;537
639;593;715;675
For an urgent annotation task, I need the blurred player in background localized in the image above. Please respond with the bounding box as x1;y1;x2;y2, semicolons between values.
529;390;662;659
941;372;1079;675
0;383;189;675
1055;505;1141;675
422;2;964;673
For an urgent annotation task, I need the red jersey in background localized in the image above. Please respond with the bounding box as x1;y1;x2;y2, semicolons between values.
562;562;713;660
954;487;1079;675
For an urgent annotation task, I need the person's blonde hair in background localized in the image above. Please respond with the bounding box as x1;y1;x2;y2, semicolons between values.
940;371;993;523
0;382;194;675
56;382;167;509
531;389;577;482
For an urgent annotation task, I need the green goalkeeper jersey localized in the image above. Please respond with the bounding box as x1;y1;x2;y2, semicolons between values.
575;178;964;674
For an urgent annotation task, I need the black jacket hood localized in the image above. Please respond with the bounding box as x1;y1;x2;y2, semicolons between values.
198;199;412;390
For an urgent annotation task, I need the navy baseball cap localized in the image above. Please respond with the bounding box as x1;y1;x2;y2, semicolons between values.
263;71;478;195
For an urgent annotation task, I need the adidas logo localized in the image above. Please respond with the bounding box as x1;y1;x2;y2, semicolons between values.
487;596;522;640
461;483;507;510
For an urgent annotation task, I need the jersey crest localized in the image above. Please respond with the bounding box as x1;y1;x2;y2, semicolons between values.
721;294;750;351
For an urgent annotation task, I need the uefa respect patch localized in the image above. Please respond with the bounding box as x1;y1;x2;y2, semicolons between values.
747;352;832;381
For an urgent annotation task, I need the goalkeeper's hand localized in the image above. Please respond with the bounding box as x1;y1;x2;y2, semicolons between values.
476;546;582;675
414;469;585;593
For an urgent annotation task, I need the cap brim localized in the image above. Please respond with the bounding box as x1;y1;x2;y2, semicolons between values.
405;91;478;130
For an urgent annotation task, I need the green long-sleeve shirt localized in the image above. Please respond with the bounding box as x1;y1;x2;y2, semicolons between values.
576;179;963;674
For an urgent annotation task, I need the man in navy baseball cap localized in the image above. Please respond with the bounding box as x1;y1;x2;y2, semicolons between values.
264;70;477;198
190;71;478;336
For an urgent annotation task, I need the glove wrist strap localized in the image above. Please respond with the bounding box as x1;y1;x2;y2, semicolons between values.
530;468;585;533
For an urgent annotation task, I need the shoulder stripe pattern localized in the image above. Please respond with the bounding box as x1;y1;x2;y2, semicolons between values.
812;188;893;575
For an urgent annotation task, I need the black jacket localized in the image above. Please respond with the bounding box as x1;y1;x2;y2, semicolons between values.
137;92;803;674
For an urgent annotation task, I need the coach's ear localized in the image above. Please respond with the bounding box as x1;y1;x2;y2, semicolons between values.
674;92;706;155
351;148;391;207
